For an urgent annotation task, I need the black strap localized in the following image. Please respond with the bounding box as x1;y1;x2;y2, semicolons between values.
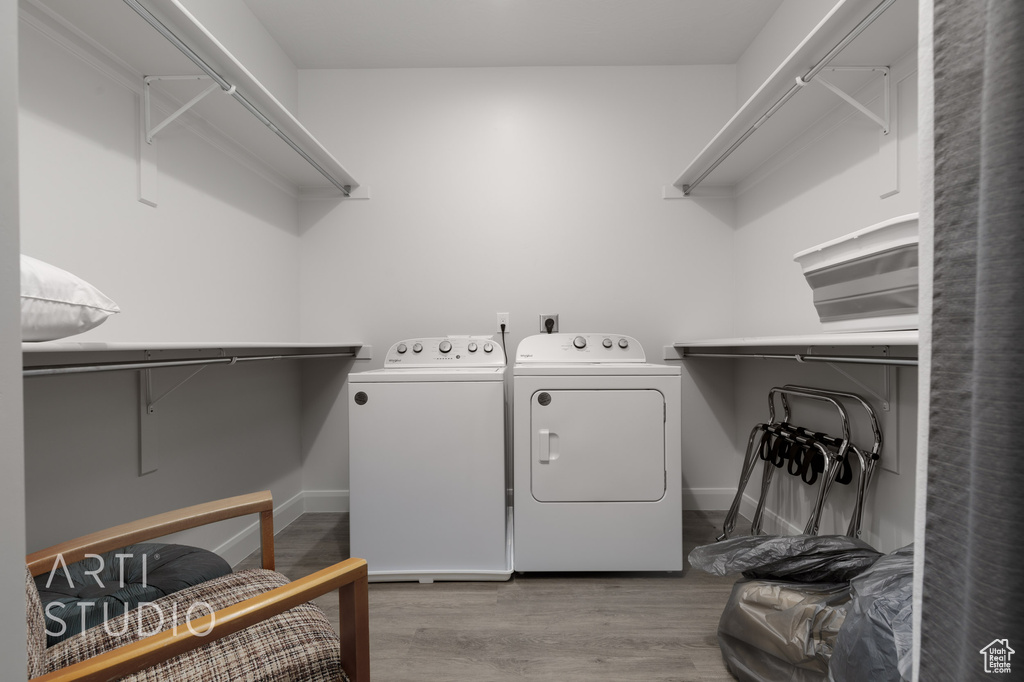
788;442;808;476
835;456;854;485
769;435;790;468
801;450;825;485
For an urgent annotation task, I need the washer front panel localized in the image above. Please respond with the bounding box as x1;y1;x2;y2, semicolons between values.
349;378;509;580
350;366;506;383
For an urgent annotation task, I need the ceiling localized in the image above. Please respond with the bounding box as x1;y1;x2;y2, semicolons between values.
241;0;785;69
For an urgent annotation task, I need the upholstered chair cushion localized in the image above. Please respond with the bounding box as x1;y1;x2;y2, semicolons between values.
26;566;47;680
46;569;348;682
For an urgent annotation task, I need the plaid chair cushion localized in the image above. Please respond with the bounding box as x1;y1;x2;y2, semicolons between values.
26;566;47;679
45;569;348;682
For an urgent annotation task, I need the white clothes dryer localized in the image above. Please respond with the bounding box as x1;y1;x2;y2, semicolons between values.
349;336;511;583
513;333;682;572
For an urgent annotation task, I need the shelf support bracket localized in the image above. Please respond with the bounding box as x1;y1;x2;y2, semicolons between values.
139;369;158;475
812;346;892;411
144;75;223;144
139;75;226;207
145;364;210;413
138;350;224;476
813;67;890;134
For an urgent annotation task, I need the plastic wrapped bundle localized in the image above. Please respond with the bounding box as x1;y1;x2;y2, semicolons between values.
688;535;886;681
718;579;852;682
828;544;914;682
688;534;883;583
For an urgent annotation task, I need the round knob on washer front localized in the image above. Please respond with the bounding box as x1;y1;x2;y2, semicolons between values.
439;340;452;353
468;342;478;352
618;338;629;349
397;343;408;354
483;342;494;353
602;338;613;348
573;336;587;349
413;342;423;353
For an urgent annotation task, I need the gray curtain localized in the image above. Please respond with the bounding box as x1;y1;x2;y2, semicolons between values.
923;0;1024;679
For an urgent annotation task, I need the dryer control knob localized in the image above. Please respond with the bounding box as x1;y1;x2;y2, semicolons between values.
618;338;629;349
483;342;494;353
413;342;423;353
468;342;478;352
573;335;587;349
397;343;408;354
439;340;452;353
602;338;613;348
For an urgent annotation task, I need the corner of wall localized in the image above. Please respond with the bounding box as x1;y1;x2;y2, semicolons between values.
1;0;26;669
736;0;840;104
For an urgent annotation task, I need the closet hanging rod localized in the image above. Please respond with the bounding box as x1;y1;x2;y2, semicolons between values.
23;351;356;377
122;0;352;197
681;350;917;367
681;0;896;195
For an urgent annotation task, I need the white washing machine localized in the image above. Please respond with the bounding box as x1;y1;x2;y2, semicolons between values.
349;336;511;583
513;333;682;572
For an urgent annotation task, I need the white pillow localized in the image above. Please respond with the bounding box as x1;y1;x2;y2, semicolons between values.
20;255;120;342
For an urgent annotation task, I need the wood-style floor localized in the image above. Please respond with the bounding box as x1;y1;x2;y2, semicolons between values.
237;511;749;682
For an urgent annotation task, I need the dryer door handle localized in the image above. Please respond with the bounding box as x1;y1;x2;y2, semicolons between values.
538;428;551;463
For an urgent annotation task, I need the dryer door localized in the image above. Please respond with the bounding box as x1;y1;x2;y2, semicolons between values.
530;389;665;502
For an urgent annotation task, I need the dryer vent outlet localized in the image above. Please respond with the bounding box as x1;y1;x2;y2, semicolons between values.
540;314;559;333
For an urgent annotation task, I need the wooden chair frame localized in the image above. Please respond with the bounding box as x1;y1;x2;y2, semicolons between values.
26;491;369;682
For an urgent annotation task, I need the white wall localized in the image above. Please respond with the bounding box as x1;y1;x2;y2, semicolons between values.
18;13;309;555
295;66;743;507
22;362;305;553
178;0;299;112
0;0;26;673
732;53;919;337
736;0;835;104
18;23;301;343
722;49;920;552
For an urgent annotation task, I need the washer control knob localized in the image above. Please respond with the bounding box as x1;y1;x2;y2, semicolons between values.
483;342;494;353
573;335;587;349
439;340;452;354
618;338;629;349
396;343;408;354
468;342;478;352
602;338;613;348
412;342;423;353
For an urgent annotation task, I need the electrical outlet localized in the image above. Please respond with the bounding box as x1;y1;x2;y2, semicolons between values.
539;314;559;333
497;312;510;332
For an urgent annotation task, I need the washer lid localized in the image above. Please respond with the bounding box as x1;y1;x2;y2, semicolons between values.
515;333;645;363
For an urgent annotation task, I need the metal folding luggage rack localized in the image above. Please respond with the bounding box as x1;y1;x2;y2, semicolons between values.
720;384;882;541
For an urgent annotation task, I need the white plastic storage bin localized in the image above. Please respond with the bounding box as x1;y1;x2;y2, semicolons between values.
794;214;919;333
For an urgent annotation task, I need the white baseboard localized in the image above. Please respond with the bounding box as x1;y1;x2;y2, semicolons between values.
303;489;350;513
738;493;804;536
682;487;740;511
215;488;804;567
216;490;349;567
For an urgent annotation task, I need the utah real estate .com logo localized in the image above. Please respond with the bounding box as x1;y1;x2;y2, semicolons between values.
980;639;1014;674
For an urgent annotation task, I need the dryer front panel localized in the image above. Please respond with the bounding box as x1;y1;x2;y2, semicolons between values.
530;389;665;503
